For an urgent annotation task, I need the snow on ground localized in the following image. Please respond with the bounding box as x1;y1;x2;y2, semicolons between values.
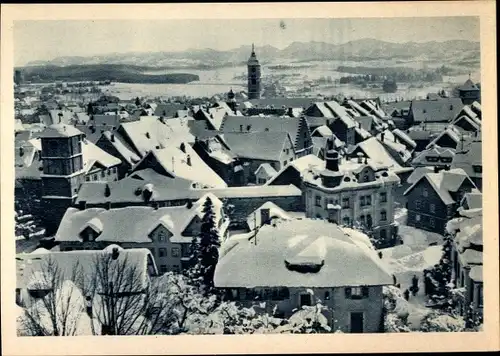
380;207;445;330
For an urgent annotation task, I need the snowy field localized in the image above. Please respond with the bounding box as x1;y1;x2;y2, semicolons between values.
381;208;445;329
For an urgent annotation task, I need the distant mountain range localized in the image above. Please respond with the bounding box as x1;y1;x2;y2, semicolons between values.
22;39;480;69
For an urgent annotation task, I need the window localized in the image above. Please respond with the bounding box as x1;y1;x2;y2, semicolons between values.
107;169;111;176
101;170;105;178
342;197;350;208
160;265;168;274
380;210;387;221
477;285;483;308
366;214;373;228
315;195;322;207
85;176;90;181
423;188;428;197
366;195;372;206
429;203;436;213
343;216;350;226
360;196;365;206
93;174;97;181
283;160;287;166
415;200;421;210
345;286;369;299
324;291;330;301
429;217;435;227
299;294;312;307
359;215;365;225
159;248;166;257
380;192;387;203
415;214;421;222
379;229;387;241
251;79;257;85
158;230;168;242
171;247;180;257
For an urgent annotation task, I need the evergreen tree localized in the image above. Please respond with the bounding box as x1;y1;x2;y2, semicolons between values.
188;197;221;295
427;233;454;309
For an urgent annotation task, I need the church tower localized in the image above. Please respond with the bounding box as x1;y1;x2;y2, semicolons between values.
247;44;261;100
39;123;86;234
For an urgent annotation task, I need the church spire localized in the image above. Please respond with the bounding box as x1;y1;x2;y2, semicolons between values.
252;43;255;54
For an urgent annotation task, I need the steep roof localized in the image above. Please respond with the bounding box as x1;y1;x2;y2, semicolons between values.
215;219;393;288
221;131;292;162
311;125;333;138
412;146;456;166
254;163;278;178
410;98;464;123
119;116;196;157
266;154;325;186
220;115;304;149
99;131;141;165
81;137;122;172
56;195;225;244
324;101;357;128
351;137;404;172
404;168;475;205
131;144;227;188
16;247;154;290
452;140;482;178
459;78;479;91
461;192;482;210
392;129;417;149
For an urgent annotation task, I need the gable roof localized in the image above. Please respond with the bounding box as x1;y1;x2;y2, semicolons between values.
410;98;464;123
98;131;141;166
425;125;464;149
154;103;188;117
131;144;227;188
266;154;325;186
81;137;122;172
215;219;392;288
404;168;475;204
248;98;313;109
254;163;278;177
412;146;456;166
119;116;196;157
56;194;225;244
221;131;292;162
461;192;482;210
452;140;482;178
392;129;417;149
246;201;292;230
220;115;304;149
350;137;403;172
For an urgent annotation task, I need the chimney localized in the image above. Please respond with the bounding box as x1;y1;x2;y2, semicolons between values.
111;247;119;260
186;155;191;166
444;165;450;171
104;184;111;197
240;124;243;132
145;132;150;139
180;142;186;153
380;132;385;142
260;208;271;226
19;146;24;157
357;152;364;164
325;150;340;172
364;157;368;164
110;133;115;142
434;166;440;173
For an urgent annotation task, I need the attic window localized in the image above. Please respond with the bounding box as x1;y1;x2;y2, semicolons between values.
284;259;324;274
344;177;351;182
381;171;389;177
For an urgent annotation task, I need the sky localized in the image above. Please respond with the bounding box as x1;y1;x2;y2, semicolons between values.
14;17;479;66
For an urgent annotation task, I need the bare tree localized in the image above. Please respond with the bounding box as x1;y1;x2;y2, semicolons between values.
18;256;85;336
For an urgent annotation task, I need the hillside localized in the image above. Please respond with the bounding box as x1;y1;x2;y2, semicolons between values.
23;39;480;69
19;64;200;84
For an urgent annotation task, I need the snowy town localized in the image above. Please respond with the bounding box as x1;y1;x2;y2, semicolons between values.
13;23;484;335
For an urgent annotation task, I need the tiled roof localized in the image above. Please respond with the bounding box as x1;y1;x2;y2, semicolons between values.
459;79;479;91
410;98;464;123
324;101;357;128
215;219;393;288
221;131;292;162
154;103;188;117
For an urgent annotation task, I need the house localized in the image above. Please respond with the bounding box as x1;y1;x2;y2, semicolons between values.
451;105;481;134
214;218;393;333
425;125;473;151
452;140;482;191
407;98;464;125
470;101;481;119
266;154;325;189
220;131;296;184
447;208;483;325
193;106;229;131
15;246;158;335
457;77;481;105
403;168;478;234
312;135;345;160
411;146;456;168
352;116;384;136
95;131;141;179
129;144;227;189
254;163;278;185
346;137;414;178
407;122;450;151
381;100;412;122
459;191;482;211
302;150;400;247
245;201;293;230
219;116;313;157
44;110;75;126
54;194;229;273
75;176;303;228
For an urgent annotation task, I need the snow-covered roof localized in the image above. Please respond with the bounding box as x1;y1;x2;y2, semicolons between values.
404;168;475;205
215;219;393;288
392;129;417;149
56;194;225;244
265;154;325;186
254;163;277;178
469;266;483;282
451;140;482;178
100;131;141;165
221;132;293;162
412;146;456;166
131;143;227;188
81;138;121;173
311;125;333;138
426;125;464;149
38;123;83;138
16;248;155;290
346;100;371;117
461;192;482;210
246;201;292;229
350;137;404;173
119;116;195;157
